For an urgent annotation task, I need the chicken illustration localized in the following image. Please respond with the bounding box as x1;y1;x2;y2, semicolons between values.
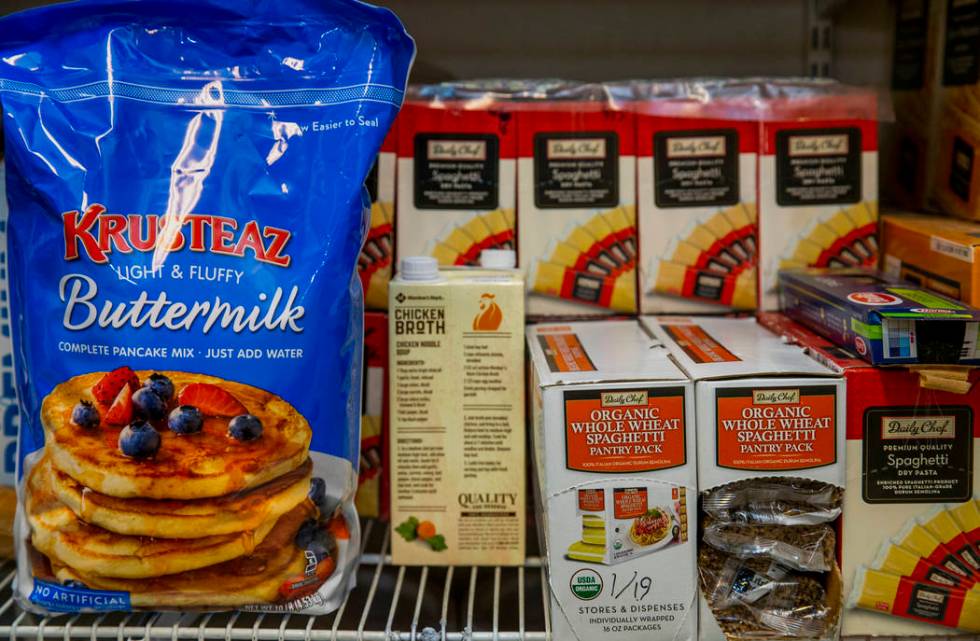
473;293;503;331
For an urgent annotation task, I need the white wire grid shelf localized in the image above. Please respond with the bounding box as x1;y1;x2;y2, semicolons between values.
0;520;552;641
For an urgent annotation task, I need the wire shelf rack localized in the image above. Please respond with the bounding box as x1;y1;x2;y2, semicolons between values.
0;520;552;641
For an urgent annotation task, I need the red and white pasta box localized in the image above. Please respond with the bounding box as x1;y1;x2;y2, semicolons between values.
357;311;388;519
759;311;980;637
526;320;696;641
636;96;759;313
517;101;637;317
360;126;397;310
757;89;878;310
395;97;516;268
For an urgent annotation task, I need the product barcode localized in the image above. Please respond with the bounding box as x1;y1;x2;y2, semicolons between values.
882;319;916;360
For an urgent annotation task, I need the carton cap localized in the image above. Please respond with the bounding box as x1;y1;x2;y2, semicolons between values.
400;256;440;281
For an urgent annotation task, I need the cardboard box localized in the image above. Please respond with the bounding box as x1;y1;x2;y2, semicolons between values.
526;320;696;641
395;99;516;268
636;97;758;313
881;211;980;305
643;315;845;641
759;312;980;636
517;102;637;316
930;0;980;220
885;0;943;210
780;267;980;365
359;127;397;310
757;91;879;310
389;266;525;566
357;311;388;519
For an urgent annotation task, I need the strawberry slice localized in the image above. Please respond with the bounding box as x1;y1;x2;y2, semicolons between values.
92;367;139;405
103;384;133;426
177;383;247;417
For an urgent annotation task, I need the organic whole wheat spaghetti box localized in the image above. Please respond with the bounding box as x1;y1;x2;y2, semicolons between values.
758;86;879;310
396;92;516;268
517;97;637;316
759;311;980;635
643;316;846;641
636;89;759;313
527;320;696;641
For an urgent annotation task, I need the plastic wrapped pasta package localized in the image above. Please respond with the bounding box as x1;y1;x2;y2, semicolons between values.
703;520;836;573
699;546;838;640
703;478;842;526
0;0;413;615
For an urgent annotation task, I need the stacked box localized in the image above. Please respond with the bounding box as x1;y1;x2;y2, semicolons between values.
759;312;980;635
643;316;845;641
636;95;759;313
779;267;980;366
396;98;516;268
357;312;388;519
932;0;980;219
885;0;943;210
517;101;637;316
758;89;879;310
526;320;696;641
881;211;980;305
359;127;397;310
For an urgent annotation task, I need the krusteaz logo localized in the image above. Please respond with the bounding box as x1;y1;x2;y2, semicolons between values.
569;568;603;601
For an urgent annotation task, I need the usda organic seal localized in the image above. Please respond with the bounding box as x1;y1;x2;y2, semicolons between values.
569;569;603;601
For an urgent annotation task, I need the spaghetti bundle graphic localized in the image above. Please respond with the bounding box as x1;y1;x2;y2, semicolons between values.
529;206;637;313
850;500;980;632
426;209;515;266
648;203;757;309
358;201;394;309
779;203;878;272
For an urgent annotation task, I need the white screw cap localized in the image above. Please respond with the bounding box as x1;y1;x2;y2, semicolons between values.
480;249;516;269
400;256;440;281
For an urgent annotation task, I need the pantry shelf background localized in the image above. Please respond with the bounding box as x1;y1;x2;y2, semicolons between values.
3;0;889;85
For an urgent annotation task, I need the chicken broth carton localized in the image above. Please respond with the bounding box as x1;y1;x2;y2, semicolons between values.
526;320;696;641
517;101;637;316
759;312;980;636
389;255;525;566
643;316;846;641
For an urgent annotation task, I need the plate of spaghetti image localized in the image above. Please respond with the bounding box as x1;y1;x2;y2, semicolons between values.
629;507;676;549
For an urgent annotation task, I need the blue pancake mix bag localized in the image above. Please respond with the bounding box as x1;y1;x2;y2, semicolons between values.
0;0;413;614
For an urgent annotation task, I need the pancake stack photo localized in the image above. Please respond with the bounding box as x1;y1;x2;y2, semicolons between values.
25;368;342;607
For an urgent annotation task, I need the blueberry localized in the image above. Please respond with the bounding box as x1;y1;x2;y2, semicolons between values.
168;405;203;435
70;400;100;429
308;477;326;504
228;414;263;441
306;529;334;563
143;373;174;403
132;388;167;421
294;518;319;548
118;421;161;459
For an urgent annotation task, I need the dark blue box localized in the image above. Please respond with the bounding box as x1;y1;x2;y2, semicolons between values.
779;268;980;365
